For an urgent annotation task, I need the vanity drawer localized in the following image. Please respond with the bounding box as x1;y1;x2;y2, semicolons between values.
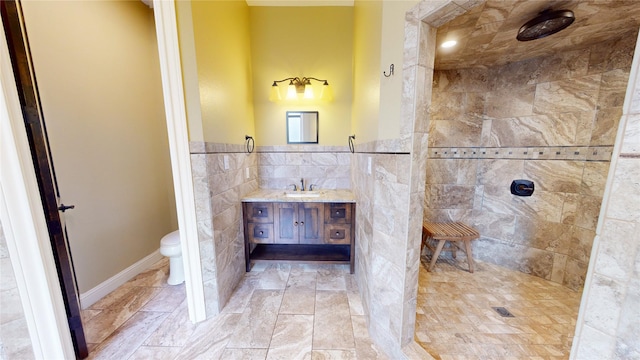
245;203;273;223
324;224;351;245
325;203;352;224
248;223;274;244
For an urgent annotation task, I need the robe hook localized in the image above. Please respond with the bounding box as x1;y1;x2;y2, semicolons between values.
383;64;394;77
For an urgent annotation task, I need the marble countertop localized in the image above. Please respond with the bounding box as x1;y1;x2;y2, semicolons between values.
242;189;355;203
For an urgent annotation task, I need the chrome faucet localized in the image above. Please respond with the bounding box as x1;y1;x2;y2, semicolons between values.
300;178;306;191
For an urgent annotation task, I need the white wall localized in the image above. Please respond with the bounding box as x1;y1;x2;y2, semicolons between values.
21;0;177;293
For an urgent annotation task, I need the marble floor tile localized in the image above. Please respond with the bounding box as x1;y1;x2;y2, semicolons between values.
311;349;357;359
226;289;284;349
316;267;347;291
88;311;168;360
127;345;182;360
313;290;355;350
141;283;186;312
175;313;241;360
82;257;580;360
143;299;197;347
280;288;316;314
266;315;314;360
221;348;269;359
416;257;581;359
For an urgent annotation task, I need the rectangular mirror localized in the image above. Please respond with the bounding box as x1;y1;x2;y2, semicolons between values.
287;111;318;144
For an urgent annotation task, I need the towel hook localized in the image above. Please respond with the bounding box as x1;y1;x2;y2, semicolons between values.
348;134;356;153
383;64;394;77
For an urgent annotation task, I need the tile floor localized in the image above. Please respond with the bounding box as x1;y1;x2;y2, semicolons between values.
82;259;388;360
83;255;582;360
415;255;582;360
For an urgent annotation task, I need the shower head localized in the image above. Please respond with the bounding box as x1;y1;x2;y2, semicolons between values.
517;9;575;42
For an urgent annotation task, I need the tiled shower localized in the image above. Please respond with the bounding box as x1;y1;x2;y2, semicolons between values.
424;30;638;291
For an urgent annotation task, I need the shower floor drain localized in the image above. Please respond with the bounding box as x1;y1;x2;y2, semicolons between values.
492;307;515;317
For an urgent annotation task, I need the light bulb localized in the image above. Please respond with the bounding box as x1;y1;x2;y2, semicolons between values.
269;83;281;102
303;85;314;99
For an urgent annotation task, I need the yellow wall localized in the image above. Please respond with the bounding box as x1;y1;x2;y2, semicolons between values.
379;1;418;139
250;7;354;146
190;0;255;144
21;0;177;293
351;0;382;144
351;0;418;144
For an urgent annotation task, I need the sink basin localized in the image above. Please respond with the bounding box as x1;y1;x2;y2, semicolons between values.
284;191;322;198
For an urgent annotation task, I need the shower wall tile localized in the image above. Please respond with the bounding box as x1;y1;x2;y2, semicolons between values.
485;85;535;119
621;114;640;154
541;29;640;360
532;75;601;116
426;36;634;289
591;107;623;146
524;160;583;193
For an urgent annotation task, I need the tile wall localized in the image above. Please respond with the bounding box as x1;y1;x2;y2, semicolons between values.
190;142;258;316
348;2;437;357
424;30;637;290
572;31;640;360
0;220;35;358
256;145;351;191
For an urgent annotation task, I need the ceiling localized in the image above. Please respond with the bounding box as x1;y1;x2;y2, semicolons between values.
435;0;640;70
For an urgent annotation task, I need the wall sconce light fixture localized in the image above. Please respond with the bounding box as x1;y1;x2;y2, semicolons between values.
269;77;333;102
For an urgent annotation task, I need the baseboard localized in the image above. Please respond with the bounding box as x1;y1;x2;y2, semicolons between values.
79;249;164;309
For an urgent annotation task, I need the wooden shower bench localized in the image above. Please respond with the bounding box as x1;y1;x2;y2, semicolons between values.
422;222;479;273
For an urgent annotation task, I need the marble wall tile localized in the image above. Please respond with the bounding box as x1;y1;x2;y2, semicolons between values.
427;184;475;209
573;325;616;360
524;160;583;193
588;29;638;74
606;158;640;223
533;75;601;116
485;85;535;119
615;276;640;358
621;114;640;154
594;219;639;281
591;107;623;146
584;274;627;335
513;216;572;254
490;113;582;147
563;257;588;291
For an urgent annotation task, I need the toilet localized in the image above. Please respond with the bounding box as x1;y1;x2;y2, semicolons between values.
159;230;184;285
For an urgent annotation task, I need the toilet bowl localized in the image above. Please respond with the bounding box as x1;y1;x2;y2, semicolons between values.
159;230;184;285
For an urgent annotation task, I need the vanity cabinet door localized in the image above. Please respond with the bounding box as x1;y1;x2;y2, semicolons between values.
298;203;325;244
275;203;298;244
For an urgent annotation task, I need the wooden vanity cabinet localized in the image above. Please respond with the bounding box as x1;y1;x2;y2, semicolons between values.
243;201;355;273
274;203;324;244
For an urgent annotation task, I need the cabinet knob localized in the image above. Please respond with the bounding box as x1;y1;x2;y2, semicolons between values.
335;231;340;236
336;211;340;215
300;221;304;225
259;231;263;235
294;221;298;226
258;210;262;214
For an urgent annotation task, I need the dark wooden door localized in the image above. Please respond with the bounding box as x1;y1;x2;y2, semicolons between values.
298;203;324;244
1;1;88;358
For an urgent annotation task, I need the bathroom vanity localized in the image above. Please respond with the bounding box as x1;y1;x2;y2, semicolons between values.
242;189;355;273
